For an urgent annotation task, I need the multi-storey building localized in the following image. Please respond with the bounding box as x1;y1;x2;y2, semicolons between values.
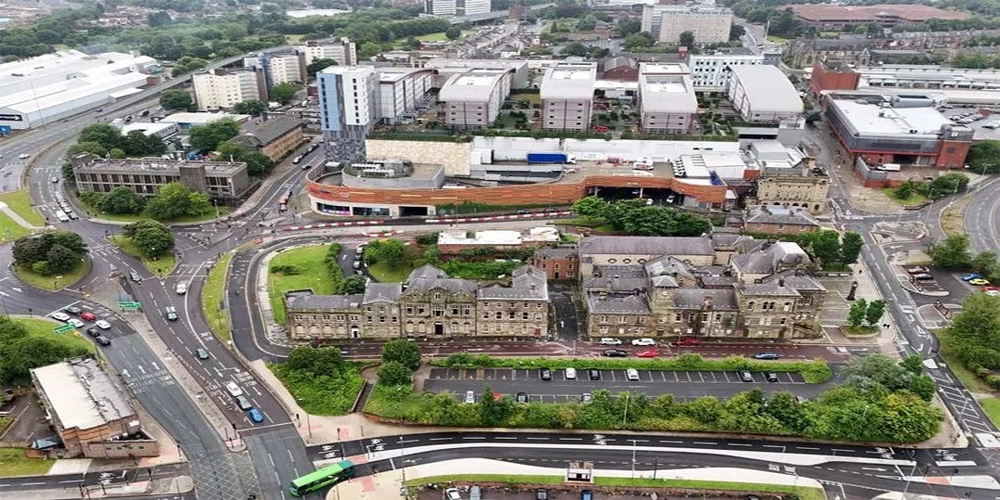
532;247;579;280
638;63;697;134
753;159;831;215
425;0;489;16
641;5;733;45
71;154;253;200
244;51;304;87
230;115;305;162
299;38;357;67
727;65;803;124
192;68;266;111
317;65;380;163
540;62;597;131
743;205;820;235
439;69;510;129
377;68;435;124
688;54;764;91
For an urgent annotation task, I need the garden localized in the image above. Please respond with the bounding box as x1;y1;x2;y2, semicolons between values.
363;236;539;283
269;346;365;416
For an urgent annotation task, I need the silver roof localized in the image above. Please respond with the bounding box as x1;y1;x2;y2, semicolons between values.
730;65;803;114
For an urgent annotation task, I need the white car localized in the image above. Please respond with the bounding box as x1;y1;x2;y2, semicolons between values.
175;282;187;295
68;318;85;328
95;320;111;330
51;312;71;322
18;153;29;159
631;338;656;346
599;337;622;345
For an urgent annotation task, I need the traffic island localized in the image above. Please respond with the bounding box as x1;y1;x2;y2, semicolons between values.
108;235;177;277
13;258;91;291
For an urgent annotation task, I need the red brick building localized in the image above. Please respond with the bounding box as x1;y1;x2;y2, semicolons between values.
809;61;860;97
599;56;639;82
532;247;579;280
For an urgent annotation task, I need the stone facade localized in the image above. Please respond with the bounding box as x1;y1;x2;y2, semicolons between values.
365;139;472;176
753;162;831;215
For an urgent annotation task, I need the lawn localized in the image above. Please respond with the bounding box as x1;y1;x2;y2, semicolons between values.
979;398;1000;428
0;190;45;226
509;91;541;105
16;318;96;354
941;193;970;236
881;188;928;206
202;252;235;342
77;195;230;224
365;244;422;283
14;259;91;291
269;361;365;415
766;35;791;43
0;448;54;477
268;245;341;324
0;212;32;243
109;235;177;277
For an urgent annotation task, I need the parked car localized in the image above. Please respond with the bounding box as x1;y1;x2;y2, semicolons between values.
598;337;622;345
95;335;111;346
464;390;475;404
631;338;655;346
248;408;264;423
539;367;552;381
766;372;779;382
63;306;82;316
565;368;577;380
588;369;600;380
603;349;628;357
581;490;593;500
625;368;640;381
80;311;96;322
68;318;84;328
906;266;930;274
911;273;935;281
981;285;1000;293
962;273;983;281
636;349;658;358
970;278;991;286
753;352;780;360
445;488;463;500
738;371;754;382
675;337;700;346
535;488;549;500
516;392;529;403
86;326;100;337
581;393;592;403
95;320;111;330
51;311;71;322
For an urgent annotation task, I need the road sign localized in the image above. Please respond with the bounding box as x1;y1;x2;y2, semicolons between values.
53;324;74;334
119;301;141;311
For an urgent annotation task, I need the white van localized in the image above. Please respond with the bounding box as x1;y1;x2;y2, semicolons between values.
879;163;901;172
225;381;243;397
55;210;69;222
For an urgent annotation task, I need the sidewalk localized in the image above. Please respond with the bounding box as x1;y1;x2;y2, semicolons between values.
14;476;194;500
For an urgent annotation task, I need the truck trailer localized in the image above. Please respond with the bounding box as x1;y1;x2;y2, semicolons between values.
526;152;576;164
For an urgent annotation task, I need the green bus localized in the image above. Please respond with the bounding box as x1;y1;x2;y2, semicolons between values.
289;459;356;497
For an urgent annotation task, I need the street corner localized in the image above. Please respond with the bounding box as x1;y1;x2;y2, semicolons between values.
871;221;928;245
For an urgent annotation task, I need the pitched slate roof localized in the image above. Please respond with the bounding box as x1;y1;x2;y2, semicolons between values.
672;289;738;310
231;115;303;147
746;205;820;227
287;294;363;310
579;236;714;257
363;283;401;303
644;255;695;279
586;293;652;315
478;265;548;300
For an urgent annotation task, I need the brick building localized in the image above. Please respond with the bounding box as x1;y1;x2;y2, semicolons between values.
809;61;860;96
231;115;305;162
532;247;579;280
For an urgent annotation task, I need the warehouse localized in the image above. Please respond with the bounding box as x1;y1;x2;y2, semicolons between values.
0;50;157;131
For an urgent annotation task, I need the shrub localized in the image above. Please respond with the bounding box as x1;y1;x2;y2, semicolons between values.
271;264;300;275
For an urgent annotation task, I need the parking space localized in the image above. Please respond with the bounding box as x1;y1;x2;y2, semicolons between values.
428;368;804;384
901;266;948;295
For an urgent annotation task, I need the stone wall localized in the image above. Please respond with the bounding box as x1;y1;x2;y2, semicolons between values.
366;140;472;176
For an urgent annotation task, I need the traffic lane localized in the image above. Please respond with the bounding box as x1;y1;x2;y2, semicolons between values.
244;425;323;500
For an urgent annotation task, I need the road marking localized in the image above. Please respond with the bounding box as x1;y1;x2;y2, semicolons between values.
429;438;452;441
559;438;584;441
137;365;145;375
797;446;820;450
693;441;716;445
10;287;21;293
59;479;83;483
728;443;752;447
526;437;549;441
462;437;485;440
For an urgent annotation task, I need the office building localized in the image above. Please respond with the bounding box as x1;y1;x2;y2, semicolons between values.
71;154;253;200
439;69;510;129
317;65;380;162
641;5;732;45
230;116;305;161
786;4;969;29
378;68;435;124
638;63;698;134
192;68;267;111
31;357;158;459
298;38;357;67
688;54;764;91
540;62;597;131
727;65;803;123
244;51;305;87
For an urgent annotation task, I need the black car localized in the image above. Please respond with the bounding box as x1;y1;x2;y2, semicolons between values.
539;367;552;381
515;392;529;403
753;352;780;360
64;305;83;315
95;335;111;346
765;372;779;382
86;326;100;338
536;488;549;500
588;369;601;380
603;349;628;357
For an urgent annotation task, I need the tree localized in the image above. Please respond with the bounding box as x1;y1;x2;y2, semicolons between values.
729;24;746;41
847;298;867;327
79;123;123;150
188;119;240;152
121;130;166;156
109;148;126;159
242;152;275;177
972;251;1000;281
122;219;175;257
67;141;108;159
624;32;655;51
144;182;208;220
616;18;641;37
930;234;972;269
679;30;695;47
0;317;91;385
337;275;367;294
377;361;412;386
232;100;266;116
381;339;421;370
102;187;145;214
372;239;405;266
445;26;462;40
269;83;299;105
561;42;589;57
479;387;515;426
173;56;208;75
841;231;863;265
160;89;193;111
810;231;842;267
572;196;609;219
306;59;338;79
865;299;886;327
929;173;969;198
967;140;1000;174
147;10;173;27
12;232;87;275
900;355;924;375
286;345;342;374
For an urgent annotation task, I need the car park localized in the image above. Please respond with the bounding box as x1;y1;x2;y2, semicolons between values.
962;273;982;281
603;349;627;357
51;311;71;322
675;337;700;346
80;311;96;322
196;348;210;360
248;408;264;423
625;368;640;381
63;305;82;315
68;318;85;328
588;369;600;380
631;338;655;346
970;278;991;286
516;392;529;403
738;371;754;382
565;368;577;380
581;393;592;403
598;337;621;345
753;352;780;360
766;372;779;382
540;367;552;381
96;320;111;330
636;349;658;358
236;396;252;410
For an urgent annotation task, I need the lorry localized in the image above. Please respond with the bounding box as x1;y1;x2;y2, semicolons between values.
526;152;576;164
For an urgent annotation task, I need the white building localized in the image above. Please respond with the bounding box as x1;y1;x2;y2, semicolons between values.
425;0;488;16
0;50;157;131
540;62;597;131
439;69;510;129
688;54;764;91
423;59;530;89
641;5;732;45
243;52;303;86
727;65;803;123
159;112;252;130
117;121;180;139
378;68;435;124
638;63;698;134
192;68;266;111
298;38;357;67
318;65;379;162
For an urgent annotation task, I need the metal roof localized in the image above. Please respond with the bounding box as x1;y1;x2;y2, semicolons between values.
31;357;135;431
730;65;803;114
639;63;698;114
540;63;597;100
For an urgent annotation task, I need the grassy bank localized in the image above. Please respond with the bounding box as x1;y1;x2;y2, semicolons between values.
436;353;833;384
13;259;91;291
202;252;235;342
267;245;342;324
17;318;96;354
364;243;421;283
0;448;54;477
109;235;177;277
932;329;1000;426
0;212;32;242
0;190;45;226
269;361;365;415
881;188;928;207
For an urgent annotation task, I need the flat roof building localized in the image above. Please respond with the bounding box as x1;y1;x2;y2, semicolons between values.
159;112;251;130
423;59;530;89
638;63;698;134
244;51;304;88
31;357;157;459
298;38;358;67
540;62;597;132
378;68;435;124
825;94;973;169
71;154;253;200
727;65;803;123
318;65;380;163
117;121;180;139
192;68;267;111
642;5;732;45
688;54;765;91
439;69;511;129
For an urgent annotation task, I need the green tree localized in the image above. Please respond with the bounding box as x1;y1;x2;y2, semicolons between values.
242;152;275;177
966;140;1000;174
929;173;969;198
841;231;863;265
679;30;695;47
616;18;641;36
847;298;867;327
306;58;338;79
381;339;421;370
930;234;972;269
67;141;108;159
372;238;405;265
160;89;194;111
900;355;924;375
445;26;462;40
572;195;609;219
972;251;1000;281
377;360;412;386
865;299;886;327
173;56;208;75
729;24;746;41
561;42;589;57
145;182;200;220
45;244;80;273
624;32;655;51
232;100;266;116
102;187;145;214
79;123;123;150
122;219;175;257
109;148;126;159
810;231;842;267
0;317;91;385
479;387;515;426
121;130;166;156
337;275;367;294
188;119;240;152
269;83;299;105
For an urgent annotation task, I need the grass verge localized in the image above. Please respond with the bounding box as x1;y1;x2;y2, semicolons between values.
0;448;55;477
268;245;341;324
0;211;32;243
0;417;10;436
843;325;879;336
109;235;177;277
0;190;45;226
16;318;96;354
435;354;833;383
941;193;970;237
269;361;365;415
933;329;1000;426
881;188;928;207
979;398;1000;428
77;196;231;224
13;259;91;291
202;251;235;343
405;474;564;486
365;244;422;283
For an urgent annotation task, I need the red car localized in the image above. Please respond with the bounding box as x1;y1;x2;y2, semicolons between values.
80;311;97;322
675;337;700;346
981;285;999;292
636;349;659;358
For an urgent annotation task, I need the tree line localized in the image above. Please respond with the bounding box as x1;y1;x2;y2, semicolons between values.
572;196;713;237
0;317;93;386
942;292;1000;389
79;182;213;223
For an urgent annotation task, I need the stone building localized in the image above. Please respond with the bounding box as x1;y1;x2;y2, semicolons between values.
744;205;820;235
752;160;831;214
476;266;549;337
286;293;364;339
784;37;874;70
362;284;402;339
400;265;479;338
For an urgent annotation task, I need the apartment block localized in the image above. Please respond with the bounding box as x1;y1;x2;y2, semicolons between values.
439;69;510;129
378;67;435;124
642;5;733;45
425;0;489;16
638;63;697;134
299;38;357;67
318;65;380;162
540;62;596;131
191;68;266;111
244;51;305;87
688;54;764;91
71;154;253;200
727;65;803;123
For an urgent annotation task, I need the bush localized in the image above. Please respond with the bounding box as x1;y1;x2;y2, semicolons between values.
271;264;300;275
270;346;364;416
414;232;439;245
382;339;422;370
378;361;413;386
